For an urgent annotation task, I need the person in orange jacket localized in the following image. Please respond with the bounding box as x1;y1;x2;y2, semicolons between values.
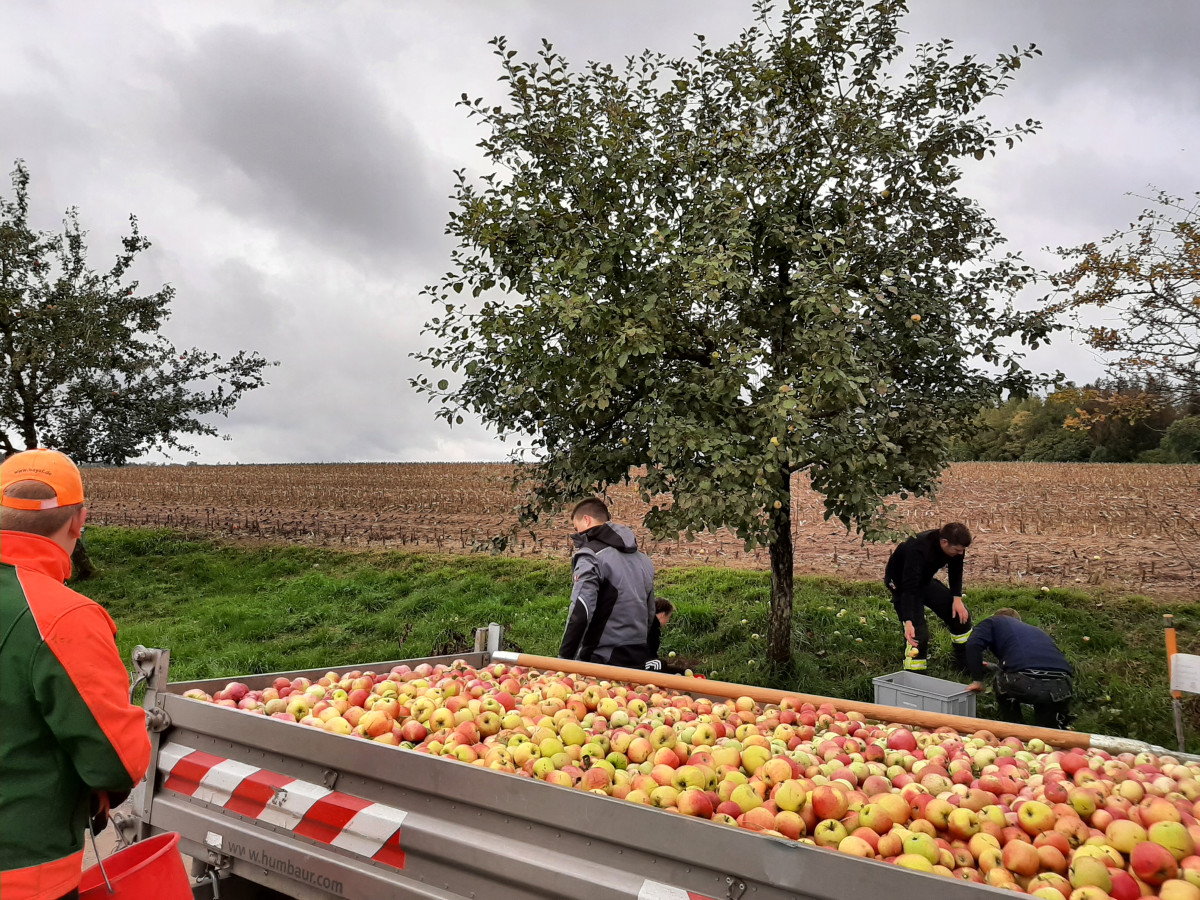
1;449;151;900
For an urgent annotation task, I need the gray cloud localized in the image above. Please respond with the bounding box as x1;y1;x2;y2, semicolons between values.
0;91;90;160
158;24;446;267
2;1;1196;464
904;1;1200;96
174;266;502;464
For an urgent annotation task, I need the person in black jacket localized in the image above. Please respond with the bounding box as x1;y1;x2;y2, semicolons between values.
644;598;681;674
558;498;656;668
965;608;1074;729
884;523;973;674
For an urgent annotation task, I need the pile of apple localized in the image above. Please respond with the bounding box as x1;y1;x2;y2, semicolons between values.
185;662;1200;898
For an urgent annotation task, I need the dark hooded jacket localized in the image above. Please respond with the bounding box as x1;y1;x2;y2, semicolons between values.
558;522;656;667
884;529;965;624
965;615;1073;681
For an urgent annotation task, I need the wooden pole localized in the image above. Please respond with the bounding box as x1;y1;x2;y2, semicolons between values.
497;652;1092;750
1166;614;1187;752
1166;615;1182;700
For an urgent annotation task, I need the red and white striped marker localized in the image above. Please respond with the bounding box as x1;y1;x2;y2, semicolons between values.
158;744;406;868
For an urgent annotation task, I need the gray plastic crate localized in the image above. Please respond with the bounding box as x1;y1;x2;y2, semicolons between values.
873;670;977;717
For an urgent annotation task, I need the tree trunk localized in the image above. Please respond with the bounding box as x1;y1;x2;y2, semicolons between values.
19;404;38;451
766;489;794;666
70;539;96;581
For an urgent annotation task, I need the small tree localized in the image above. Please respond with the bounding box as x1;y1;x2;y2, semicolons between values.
416;0;1053;665
1048;191;1200;405
1160;416;1200;463
1;161;273;464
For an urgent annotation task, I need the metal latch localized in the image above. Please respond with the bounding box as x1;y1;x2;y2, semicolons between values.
200;866;223;899
203;832;233;872
199;833;232;900
128;645;161;701
725;877;747;900
199;854;229;900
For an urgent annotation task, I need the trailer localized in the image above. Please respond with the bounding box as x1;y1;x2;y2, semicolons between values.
117;644;1021;900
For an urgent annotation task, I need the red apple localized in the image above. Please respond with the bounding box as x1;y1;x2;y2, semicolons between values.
1131;839;1180;886
1001;838;1040;877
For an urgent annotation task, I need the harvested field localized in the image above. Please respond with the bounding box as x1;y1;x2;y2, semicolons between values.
83;462;1200;597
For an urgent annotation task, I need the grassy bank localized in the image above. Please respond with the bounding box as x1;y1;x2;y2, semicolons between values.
79;527;1200;751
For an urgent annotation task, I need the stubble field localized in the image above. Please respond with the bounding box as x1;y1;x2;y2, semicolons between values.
82;462;1200;598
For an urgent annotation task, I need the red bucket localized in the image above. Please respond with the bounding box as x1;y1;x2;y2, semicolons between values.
79;831;192;900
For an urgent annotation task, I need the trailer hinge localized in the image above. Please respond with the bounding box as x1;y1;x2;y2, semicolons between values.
725;876;747;900
145;707;171;732
321;769;339;790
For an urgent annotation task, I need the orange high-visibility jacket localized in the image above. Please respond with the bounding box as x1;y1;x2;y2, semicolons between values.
1;532;150;900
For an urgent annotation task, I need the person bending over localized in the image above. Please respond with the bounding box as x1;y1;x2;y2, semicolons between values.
884;522;973;674
966;608;1074;729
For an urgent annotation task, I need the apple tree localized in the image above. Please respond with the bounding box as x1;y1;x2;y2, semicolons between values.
1;160;274;464
415;0;1054;666
1047;190;1200;409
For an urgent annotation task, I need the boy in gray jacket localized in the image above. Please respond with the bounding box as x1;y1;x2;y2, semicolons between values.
558;498;656;668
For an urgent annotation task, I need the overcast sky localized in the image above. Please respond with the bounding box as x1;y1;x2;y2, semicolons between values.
3;1;1196;464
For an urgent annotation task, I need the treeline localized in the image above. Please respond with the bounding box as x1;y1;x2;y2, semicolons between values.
952;380;1200;463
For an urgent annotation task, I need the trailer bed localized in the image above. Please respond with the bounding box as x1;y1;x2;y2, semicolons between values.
126;649;1012;900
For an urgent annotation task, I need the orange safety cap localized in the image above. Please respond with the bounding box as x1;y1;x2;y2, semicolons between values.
1;448;85;510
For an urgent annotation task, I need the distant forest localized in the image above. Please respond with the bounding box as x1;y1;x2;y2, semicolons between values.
952;379;1200;463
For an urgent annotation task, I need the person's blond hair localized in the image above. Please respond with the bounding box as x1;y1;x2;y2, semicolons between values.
992;607;1021;620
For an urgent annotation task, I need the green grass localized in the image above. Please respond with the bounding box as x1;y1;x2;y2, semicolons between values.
78;527;1200;752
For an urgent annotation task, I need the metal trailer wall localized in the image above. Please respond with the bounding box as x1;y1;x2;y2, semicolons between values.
131;650;1016;900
